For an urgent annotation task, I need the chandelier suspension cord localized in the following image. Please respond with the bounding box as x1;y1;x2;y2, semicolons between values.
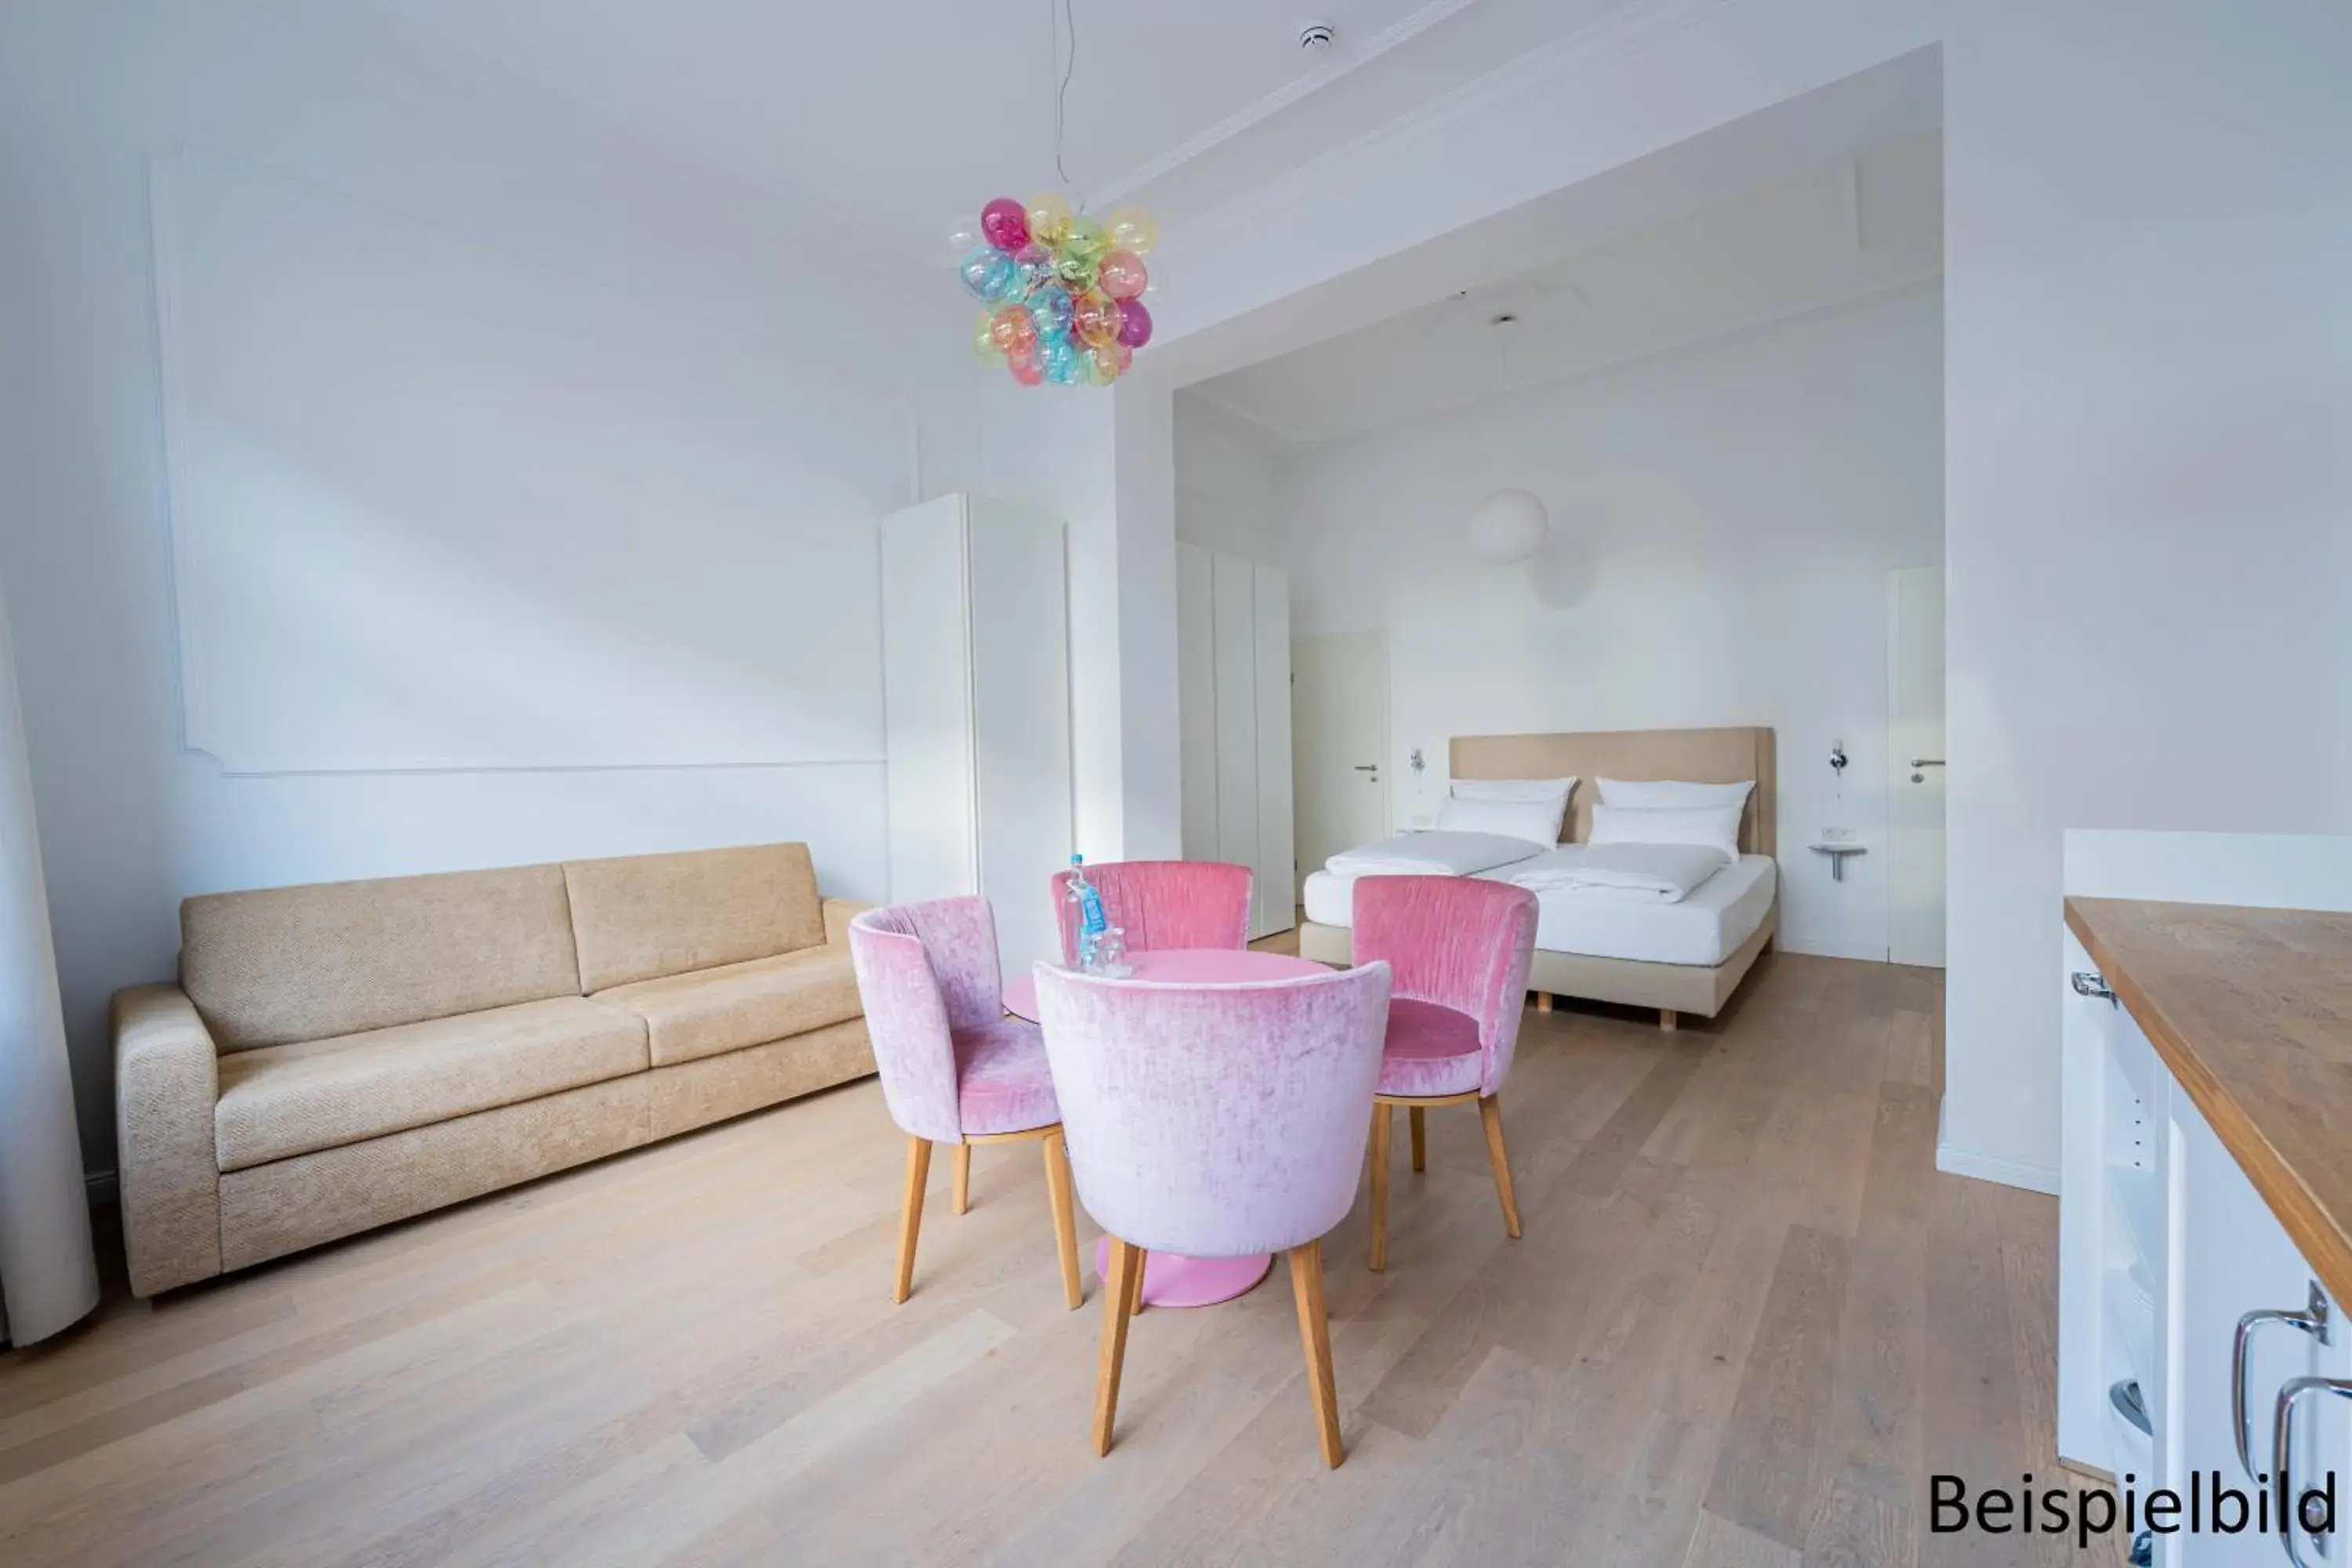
1053;0;1083;211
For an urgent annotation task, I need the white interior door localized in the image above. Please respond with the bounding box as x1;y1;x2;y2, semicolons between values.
1291;631;1389;902
1888;566;1946;967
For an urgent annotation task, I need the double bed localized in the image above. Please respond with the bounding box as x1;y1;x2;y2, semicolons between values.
1296;726;1779;1029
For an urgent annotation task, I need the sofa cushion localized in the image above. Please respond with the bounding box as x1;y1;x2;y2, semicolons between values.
563;844;826;993
214;996;648;1171
183;865;582;1051
594;946;862;1068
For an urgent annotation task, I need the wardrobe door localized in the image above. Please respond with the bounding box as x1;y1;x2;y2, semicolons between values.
880;497;975;904
966;502;1073;977
1251;564;1294;938
1210;554;1259;897
1176;543;1218;863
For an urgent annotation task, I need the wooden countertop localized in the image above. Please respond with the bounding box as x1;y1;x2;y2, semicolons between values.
2067;896;2352;1304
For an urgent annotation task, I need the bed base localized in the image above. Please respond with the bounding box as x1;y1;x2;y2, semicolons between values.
1297;902;1777;1031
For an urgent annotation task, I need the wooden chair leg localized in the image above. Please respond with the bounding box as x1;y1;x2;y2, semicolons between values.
1288;1240;1345;1468
1367;1102;1392;1272
1093;1237;1142;1455
1659;1007;1678;1032
894;1134;932;1304
1534;991;1553;1014
1041;1129;1083;1311
1408;1105;1426;1173
1478;1094;1523;1240
952;1142;972;1214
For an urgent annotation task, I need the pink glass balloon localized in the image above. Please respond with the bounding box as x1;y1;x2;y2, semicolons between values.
981;197;1029;252
1010;354;1044;387
1073;290;1121;348
1115;297;1153;349
1097;249;1147;300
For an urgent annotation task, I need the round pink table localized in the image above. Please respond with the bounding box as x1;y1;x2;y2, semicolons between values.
1003;946;1329;1308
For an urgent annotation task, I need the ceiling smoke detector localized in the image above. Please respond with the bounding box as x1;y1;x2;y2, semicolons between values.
1299;22;1335;52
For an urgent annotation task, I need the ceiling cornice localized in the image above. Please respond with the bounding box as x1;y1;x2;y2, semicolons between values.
1087;0;1486;210
1175;0;1729;245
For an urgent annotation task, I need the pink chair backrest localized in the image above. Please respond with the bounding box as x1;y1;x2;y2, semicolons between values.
1033;961;1392;1258
1352;877;1539;1094
1050;860;1254;966
847;896;1004;1143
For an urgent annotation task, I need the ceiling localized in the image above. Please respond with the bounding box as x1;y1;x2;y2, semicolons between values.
368;0;1647;265
1187;130;1943;445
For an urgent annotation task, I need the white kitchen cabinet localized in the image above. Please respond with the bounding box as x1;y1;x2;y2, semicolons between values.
2062;831;2352;1567
880;495;1073;977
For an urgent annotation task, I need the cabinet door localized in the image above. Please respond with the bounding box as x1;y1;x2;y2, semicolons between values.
2172;1092;2330;1566
1250;563;1293;939
1211;554;1258;891
1176;543;1218;862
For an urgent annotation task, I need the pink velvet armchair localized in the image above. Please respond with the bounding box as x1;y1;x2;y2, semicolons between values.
1049;860;1254;965
847;898;1082;1310
1350;876;1540;1272
1033;960;1392;1468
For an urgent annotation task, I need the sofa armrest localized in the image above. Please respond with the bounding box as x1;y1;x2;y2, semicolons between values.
113;985;223;1296
822;898;873;949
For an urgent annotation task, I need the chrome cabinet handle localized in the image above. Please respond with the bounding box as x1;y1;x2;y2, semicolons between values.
2238;1283;2332;1479
2071;971;2118;1005
2274;1374;2352;1567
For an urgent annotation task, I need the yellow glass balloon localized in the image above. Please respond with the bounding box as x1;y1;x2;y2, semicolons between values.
1026;191;1074;248
1105;205;1158;254
973;312;1005;365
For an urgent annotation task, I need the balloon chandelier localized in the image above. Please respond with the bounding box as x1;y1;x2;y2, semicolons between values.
958;0;1155;388
960;198;1155;387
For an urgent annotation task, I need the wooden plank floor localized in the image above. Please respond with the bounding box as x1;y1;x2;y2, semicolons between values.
0;952;2098;1566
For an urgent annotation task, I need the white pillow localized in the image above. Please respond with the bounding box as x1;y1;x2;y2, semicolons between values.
1586;803;1742;866
1595;777;1754;811
1452;775;1577;805
1435;793;1565;847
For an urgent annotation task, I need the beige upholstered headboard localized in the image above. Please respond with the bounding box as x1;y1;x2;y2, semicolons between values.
1448;727;1777;857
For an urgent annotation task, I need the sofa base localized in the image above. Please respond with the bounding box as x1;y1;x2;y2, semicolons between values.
212;1018;872;1280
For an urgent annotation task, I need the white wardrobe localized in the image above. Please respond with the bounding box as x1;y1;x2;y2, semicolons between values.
1176;543;1295;940
880;495;1073;976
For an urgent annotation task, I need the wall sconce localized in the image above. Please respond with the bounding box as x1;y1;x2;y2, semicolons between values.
1410;747;1426;777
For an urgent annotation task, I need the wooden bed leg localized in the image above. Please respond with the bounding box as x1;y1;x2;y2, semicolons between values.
1534;991;1552;1014
1658;1007;1678;1032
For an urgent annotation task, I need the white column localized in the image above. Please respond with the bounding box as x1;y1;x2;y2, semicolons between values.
0;583;98;1343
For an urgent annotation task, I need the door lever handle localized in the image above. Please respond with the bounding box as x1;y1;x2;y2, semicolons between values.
1352;765;1379;773
1909;758;1946;768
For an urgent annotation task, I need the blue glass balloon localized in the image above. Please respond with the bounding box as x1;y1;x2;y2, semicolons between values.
1030;293;1073;342
959;245;1015;303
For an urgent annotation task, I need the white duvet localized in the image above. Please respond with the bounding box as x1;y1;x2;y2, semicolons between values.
1501;842;1728;903
1324;830;1543;878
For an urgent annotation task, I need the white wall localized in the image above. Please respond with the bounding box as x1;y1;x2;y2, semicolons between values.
1274;286;1942;960
0;0;975;1177
1127;0;2352;1191
1174;396;1285;565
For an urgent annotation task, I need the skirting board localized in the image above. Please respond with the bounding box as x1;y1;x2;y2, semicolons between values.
1774;935;1893;963
1936;1142;2060;1196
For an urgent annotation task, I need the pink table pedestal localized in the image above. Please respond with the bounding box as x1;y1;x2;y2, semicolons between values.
1003;946;1328;1308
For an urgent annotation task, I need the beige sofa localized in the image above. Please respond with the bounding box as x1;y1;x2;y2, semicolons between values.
112;842;874;1298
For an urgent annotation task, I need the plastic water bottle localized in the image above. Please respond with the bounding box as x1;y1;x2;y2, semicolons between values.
1068;855;1109;971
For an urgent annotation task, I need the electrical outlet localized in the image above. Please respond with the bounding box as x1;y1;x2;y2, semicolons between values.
1408;813;1436;830
1821;826;1857;844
